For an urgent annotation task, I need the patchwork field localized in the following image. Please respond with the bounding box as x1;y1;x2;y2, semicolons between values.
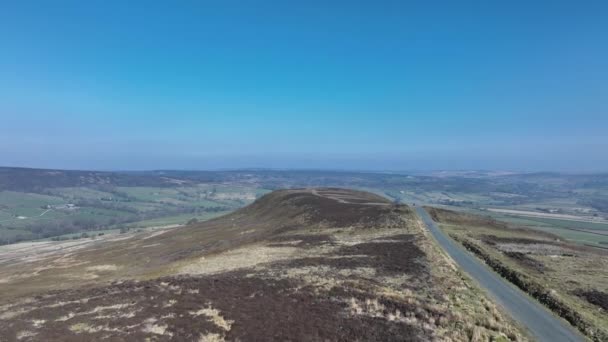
0;184;268;245
1;168;607;247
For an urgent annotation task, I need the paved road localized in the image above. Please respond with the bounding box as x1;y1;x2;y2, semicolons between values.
415;207;584;342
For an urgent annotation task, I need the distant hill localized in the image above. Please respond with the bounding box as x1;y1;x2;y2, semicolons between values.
0;167;184;192
0;167;606;246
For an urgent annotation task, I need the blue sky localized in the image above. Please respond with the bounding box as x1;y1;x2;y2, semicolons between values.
1;1;606;171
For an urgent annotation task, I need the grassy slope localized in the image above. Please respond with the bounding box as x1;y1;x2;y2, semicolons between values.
0;189;527;341
428;207;608;341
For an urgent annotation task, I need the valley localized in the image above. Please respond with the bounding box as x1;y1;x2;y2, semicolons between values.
2;168;608;250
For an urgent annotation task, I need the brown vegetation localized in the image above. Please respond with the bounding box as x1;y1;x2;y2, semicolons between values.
426;206;507;229
0;189;526;341
574;289;608;311
437;207;608;342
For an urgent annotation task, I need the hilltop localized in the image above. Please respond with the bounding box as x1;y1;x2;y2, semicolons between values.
0;189;525;341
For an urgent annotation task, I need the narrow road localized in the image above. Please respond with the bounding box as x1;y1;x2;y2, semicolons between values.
415;207;584;342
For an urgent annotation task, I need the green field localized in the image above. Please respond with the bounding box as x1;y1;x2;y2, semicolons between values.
1;168;607;246
0;185;266;245
0;191;64;208
458;208;608;246
38;210;234;243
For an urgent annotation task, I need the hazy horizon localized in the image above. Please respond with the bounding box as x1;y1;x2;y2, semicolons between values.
1;163;606;175
1;1;607;172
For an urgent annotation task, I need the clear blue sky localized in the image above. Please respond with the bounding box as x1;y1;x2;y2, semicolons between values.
1;1;606;171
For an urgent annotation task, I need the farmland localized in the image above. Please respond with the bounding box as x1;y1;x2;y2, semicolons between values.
1;167;608;247
0;182;268;245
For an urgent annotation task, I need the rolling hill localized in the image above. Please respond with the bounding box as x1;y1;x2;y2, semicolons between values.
0;188;525;341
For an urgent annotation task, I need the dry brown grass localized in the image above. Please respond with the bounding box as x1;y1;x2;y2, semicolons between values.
437;207;608;341
0;189;528;341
